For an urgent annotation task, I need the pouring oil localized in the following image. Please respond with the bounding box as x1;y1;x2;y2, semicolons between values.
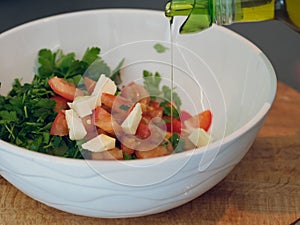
165;0;300;133
165;0;300;34
169;17;174;134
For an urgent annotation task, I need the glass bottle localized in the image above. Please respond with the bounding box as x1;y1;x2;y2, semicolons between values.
165;0;300;33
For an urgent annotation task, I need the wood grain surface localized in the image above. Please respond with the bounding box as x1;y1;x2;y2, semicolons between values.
0;81;299;225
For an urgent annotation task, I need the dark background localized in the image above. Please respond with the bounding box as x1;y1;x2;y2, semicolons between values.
1;0;299;91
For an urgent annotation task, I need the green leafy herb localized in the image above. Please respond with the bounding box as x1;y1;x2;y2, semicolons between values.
0;47;123;159
123;152;137;160
84;59;111;81
142;70;182;114
110;58;125;86
37;49;57;78
159;101;179;118
143;70;162;99
82;47;101;65
169;133;185;153
81;48;124;88
0;76;58;154
154;43;169;53
37;47;101;84
162;86;182;111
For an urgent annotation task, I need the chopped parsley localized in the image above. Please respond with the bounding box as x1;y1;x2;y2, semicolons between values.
154;43;169;53
143;70;182;117
0;47;123;158
169;133;185;153
0;47;188;159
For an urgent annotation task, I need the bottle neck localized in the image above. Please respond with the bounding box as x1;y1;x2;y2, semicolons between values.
214;0;234;25
165;0;214;33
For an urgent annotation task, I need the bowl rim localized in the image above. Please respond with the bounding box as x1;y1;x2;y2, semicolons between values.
0;8;163;37
0;8;277;166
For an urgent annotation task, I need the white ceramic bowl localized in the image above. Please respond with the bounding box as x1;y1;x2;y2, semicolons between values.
0;9;276;218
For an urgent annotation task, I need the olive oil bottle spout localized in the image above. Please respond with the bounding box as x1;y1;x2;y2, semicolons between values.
165;0;214;33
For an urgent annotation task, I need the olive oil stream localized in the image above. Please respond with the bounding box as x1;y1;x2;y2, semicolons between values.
170;18;174;134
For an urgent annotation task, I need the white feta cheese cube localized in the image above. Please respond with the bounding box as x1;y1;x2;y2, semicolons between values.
91;74;107;97
81;134;116;152
91;74;117;106
188;128;210;147
68;95;97;118
65;109;87;140
121;103;142;134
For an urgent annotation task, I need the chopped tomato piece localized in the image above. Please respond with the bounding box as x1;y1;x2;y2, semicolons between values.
50;110;69;136
48;76;84;101
84;76;96;95
163;116;182;134
121;144;135;155
101;93;132;112
143;105;163;119
180;110;192;122
135;145;171;159
184;110;212;131
101;93;116;110
101;93;133;124
94;106;115;135
149;101;160;108
140;115;152;125
136;121;151;139
198;110;212;131
50;96;68;113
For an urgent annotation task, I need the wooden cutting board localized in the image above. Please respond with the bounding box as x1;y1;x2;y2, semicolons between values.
0;81;299;225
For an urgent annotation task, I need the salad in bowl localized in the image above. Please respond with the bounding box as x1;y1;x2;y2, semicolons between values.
0;47;212;160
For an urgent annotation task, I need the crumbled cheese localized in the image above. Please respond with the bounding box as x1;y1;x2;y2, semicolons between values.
121;103;142;134
68;95;97;118
92;74;117;106
188;128;210;147
65;109;87;140
82;134;116;152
